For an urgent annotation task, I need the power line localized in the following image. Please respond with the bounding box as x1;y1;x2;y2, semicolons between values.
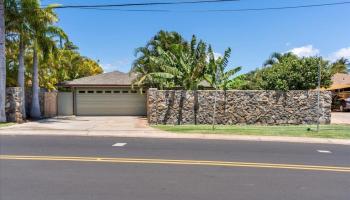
56;1;350;12
48;0;240;9
204;1;350;12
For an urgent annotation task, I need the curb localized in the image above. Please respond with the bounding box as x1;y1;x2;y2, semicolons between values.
1;129;350;145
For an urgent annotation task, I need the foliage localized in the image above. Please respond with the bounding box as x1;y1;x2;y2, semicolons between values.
235;53;334;91
154;124;350;139
205;46;241;90
5;40;102;90
330;58;349;74
4;1;103;90
132;30;241;90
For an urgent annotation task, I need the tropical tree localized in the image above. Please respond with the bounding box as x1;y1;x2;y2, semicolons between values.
28;3;67;118
263;52;296;67
330;58;349;74
205;46;241;90
153;35;208;90
5;0;37;118
0;0;6;122
132;30;187;89
248;53;333;91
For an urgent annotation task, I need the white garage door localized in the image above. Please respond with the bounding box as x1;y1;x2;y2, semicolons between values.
76;89;146;116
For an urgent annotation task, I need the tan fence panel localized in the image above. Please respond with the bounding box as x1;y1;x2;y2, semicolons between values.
58;92;73;116
44;92;58;118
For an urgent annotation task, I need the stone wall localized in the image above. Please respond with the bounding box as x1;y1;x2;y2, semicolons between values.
147;89;332;125
5;87;24;123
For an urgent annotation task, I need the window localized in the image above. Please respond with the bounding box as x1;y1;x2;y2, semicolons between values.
122;91;129;93
88;91;94;94
96;91;103;94
105;91;112;94
131;90;137;94
79;91;86;94
113;91;120;93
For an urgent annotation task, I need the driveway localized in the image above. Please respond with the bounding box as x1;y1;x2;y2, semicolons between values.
0;116;159;136
331;112;350;124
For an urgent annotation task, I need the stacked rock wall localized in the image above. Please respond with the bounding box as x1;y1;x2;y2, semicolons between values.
5;87;24;122
147;89;332;125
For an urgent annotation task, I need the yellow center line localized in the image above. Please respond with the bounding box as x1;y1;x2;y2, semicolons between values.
1;155;350;173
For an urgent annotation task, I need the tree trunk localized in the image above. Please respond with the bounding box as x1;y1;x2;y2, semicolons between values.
0;0;6;122
18;37;26;119
30;45;41;119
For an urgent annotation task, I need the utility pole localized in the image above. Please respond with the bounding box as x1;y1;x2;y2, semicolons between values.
316;60;321;132
212;68;220;130
212;87;217;130
0;0;7;122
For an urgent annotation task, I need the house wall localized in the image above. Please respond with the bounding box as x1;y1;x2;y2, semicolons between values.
58;92;73;116
147;89;332;125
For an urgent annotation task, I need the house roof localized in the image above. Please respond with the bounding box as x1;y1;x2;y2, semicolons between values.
324;73;350;90
332;73;350;85
62;71;137;86
61;70;212;88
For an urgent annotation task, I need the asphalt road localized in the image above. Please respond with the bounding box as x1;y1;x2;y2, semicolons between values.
1;135;350;200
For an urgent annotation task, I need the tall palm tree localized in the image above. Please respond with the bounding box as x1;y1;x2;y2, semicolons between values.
0;0;6;122
28;3;67;118
5;0;35;119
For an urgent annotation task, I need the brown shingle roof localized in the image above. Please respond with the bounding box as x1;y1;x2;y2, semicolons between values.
62;70;212;88
324;73;350;90
63;71;136;86
332;73;350;85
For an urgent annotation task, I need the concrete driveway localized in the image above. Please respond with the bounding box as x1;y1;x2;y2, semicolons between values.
0;116;159;136
331;112;350;124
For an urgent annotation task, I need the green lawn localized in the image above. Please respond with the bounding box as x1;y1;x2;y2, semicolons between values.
0;123;15;128
154;124;350;139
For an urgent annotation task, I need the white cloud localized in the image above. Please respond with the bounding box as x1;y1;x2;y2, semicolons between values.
100;63;114;72
206;52;222;62
288;45;320;57
100;59;131;72
328;47;350;61
213;52;222;59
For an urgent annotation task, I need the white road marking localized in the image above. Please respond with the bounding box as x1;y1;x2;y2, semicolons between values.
112;143;127;147
317;150;332;154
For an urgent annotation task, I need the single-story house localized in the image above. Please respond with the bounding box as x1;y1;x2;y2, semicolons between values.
327;73;350;98
59;70;212;116
325;73;350;111
60;71;147;116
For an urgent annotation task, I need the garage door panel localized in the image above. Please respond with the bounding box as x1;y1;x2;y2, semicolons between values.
76;93;146;116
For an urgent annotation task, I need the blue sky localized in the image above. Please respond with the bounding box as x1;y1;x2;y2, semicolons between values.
43;0;350;74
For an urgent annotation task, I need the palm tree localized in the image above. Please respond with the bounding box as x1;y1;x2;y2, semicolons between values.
28;3;67;118
263;52;296;67
330;58;349;74
5;0;36;119
132;33;208;90
156;35;208;90
0;0;6;122
131;31;187;89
